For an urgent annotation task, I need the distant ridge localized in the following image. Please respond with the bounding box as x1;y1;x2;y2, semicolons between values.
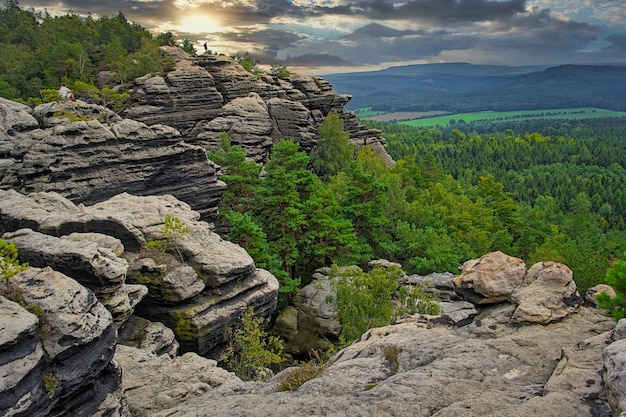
324;63;626;113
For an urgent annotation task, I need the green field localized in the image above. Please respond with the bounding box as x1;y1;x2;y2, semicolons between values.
397;108;626;127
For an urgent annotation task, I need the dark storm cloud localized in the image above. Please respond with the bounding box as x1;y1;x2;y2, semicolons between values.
605;34;626;52
311;0;527;22
194;1;305;27
218;28;305;52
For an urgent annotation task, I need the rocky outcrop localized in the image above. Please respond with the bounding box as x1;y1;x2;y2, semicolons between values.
1;267;126;417
126;48;392;165
0;98;225;223
114;345;239;416
0;189;280;356
2;228;146;328
148;305;616;417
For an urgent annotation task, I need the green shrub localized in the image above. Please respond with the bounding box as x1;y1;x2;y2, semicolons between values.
221;307;284;381
329;264;441;346
1;239;28;281
596;253;626;320
147;214;189;262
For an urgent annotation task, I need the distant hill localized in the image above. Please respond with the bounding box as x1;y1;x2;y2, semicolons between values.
323;63;626;113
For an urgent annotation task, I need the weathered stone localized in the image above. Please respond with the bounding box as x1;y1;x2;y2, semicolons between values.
407;271;461;301
0;107;226;223
0;190;280;356
584;283;617;307
118;316;179;357
511;261;582;324
2;267;122;417
115;344;240;417
453;251;527;304
3;228;129;295
100;284;149;329
604;338;626;416
150;307;615;417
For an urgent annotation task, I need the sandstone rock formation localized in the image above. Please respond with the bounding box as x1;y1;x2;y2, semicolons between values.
126;48;393;166
1;267;127;417
0;189;279;356
0;98;225;224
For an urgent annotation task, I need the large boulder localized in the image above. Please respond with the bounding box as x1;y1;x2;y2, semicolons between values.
453;251;527;304
604;319;626;416
1;267;126;417
114;345;240;417
511;261;583;324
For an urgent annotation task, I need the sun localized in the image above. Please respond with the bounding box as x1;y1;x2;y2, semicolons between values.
178;15;221;34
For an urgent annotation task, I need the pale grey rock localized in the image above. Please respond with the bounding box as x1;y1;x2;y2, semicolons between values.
0;190;280;356
0;296;45;411
2;267;123;417
118;316;180;357
454;251;527;304
407;271;460;301
0;105;226;223
3;228;128;295
276;270;341;356
100;284;149;329
613;319;626;342
604;338;626;416
440;300;478;324
0;97;38;132
126;48;392;166
511;261;583;324
151;307;615;417
115;344;240;417
62;232;125;257
585;283;617;307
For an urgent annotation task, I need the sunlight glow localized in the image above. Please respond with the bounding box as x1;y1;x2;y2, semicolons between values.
178;15;222;34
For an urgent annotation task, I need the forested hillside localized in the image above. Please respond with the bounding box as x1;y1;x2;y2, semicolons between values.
207;114;625;294
324;62;626;113
0;0;175;102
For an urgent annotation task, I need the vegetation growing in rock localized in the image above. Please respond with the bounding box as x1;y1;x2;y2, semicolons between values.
328;264;440;346
0;238;28;280
596;253;626;320
274;360;327;391
221;307;284;381
43;371;56;396
147;214;189;262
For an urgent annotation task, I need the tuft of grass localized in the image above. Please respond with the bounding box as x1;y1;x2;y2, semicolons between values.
380;343;402;374
274;361;327;392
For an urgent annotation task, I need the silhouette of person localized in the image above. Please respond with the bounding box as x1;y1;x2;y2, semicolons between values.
204;41;208;52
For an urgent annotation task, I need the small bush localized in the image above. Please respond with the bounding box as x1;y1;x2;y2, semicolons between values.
596;253;626;320
1;238;28;280
221;307;284;381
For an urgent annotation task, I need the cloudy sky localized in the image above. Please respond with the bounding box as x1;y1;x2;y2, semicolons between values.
17;0;626;74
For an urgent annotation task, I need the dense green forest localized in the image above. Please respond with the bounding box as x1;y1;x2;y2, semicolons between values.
0;0;178;103
210;114;625;294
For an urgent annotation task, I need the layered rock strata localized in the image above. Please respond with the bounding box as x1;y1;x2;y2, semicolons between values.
0;98;225;224
126;48;393;165
144;258;619;417
1;267;126;417
0;189;279;356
